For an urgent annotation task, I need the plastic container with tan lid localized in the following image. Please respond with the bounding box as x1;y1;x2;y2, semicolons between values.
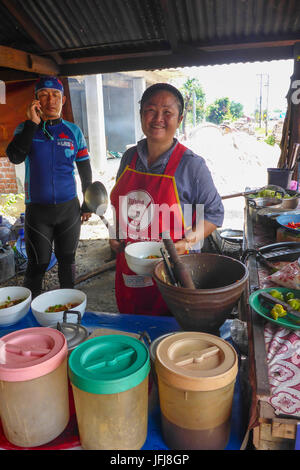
155;331;238;450
0;327;69;447
68;334;150;450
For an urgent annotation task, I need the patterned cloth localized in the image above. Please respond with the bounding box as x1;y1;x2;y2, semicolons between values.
257;262;300;417
264;322;300;417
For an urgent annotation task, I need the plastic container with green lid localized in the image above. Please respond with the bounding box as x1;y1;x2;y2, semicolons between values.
0;327;69;447
68;334;150;450
155;331;238;450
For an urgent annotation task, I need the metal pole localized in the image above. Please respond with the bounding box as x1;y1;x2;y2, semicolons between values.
265;74;269;136
258;73;263;128
192;90;196;127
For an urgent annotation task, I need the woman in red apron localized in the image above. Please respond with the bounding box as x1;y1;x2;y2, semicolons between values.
110;83;221;316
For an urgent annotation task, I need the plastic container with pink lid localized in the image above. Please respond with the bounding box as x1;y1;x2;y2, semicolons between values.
0;327;69;447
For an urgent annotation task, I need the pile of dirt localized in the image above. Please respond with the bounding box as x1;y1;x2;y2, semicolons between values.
185;125;280;229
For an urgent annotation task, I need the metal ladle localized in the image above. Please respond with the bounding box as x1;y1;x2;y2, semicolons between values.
84;181;114;237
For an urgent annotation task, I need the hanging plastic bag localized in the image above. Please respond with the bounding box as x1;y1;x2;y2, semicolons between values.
266;260;300;289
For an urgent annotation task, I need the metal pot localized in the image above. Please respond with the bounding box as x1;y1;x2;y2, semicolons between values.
247;197;283;222
280;190;300;210
256;208;281;230
51;311;89;353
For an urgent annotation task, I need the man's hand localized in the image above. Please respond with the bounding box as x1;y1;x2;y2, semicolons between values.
27;100;42;125
109;238;125;254
81;212;92;223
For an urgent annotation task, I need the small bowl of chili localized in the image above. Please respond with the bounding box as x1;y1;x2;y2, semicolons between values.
276;213;300;234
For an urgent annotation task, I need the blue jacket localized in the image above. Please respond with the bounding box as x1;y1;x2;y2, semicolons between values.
14;119;90;204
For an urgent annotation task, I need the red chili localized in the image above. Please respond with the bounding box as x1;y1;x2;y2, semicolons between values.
285;222;300;229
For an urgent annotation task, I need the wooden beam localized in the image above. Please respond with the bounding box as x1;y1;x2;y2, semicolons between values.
198;38;300;52
0;69;38;83
0;45;59;75
63;49;171;65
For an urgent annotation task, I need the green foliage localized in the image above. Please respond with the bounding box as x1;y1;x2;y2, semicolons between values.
0;193;25;216
206;97;231;124
179;78;206;132
264;134;276;146
230;101;244;120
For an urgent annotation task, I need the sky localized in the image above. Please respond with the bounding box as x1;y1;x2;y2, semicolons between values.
171;59;294;116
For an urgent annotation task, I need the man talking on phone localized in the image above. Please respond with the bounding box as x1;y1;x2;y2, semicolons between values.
6;76;93;298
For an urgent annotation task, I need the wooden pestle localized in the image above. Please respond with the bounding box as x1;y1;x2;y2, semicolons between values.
161;232;195;289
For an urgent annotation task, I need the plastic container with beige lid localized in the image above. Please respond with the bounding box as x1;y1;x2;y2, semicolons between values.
0;327;69;447
155;331;238;450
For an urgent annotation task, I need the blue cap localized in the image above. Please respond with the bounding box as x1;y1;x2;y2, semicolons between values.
35;76;64;96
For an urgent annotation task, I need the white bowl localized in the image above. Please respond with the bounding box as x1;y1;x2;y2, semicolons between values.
125;241;163;276
0;286;32;326
31;289;87;327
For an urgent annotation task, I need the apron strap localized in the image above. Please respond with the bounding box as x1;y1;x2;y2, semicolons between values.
129;142;187;176
129;151;139;169
164;142;187;176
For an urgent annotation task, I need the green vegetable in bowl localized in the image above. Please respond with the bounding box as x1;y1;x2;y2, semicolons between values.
270;304;287;320
257;189;279;198
249;188;294;199
285;291;295;301
0;296;26;309
287;298;300;310
269;289;284;301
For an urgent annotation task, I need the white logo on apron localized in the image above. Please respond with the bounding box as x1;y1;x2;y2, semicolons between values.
121;190;154;237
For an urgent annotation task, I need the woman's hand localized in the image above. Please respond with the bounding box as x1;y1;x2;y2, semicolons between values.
174;239;190;255
174;221;218;254
109;238;125;254
27;100;42;125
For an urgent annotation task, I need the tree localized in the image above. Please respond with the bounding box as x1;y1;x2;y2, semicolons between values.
230;101;244;120
179;78;206;134
205;97;231;125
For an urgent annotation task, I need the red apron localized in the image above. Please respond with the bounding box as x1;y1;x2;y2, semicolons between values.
110;142;187;316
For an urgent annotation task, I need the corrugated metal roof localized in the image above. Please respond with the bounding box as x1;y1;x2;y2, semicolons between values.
0;2;36;52
1;0;300;81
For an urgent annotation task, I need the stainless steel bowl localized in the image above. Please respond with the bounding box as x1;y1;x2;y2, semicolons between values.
280;190;300;210
247;197;283;222
248;197;283;208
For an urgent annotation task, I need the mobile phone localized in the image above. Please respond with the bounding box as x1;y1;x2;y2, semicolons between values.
35;101;41;116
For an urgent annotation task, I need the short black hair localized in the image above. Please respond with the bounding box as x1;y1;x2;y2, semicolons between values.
140;83;184;116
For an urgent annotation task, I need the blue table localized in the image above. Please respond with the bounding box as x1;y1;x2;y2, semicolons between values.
0;311;246;450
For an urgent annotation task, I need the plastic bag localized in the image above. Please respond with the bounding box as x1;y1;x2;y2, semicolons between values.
266;260;300;289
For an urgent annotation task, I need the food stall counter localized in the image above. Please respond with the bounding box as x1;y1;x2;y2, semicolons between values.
0;309;246;451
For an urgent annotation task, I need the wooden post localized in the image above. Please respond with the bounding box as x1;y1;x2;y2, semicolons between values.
278;43;300;170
